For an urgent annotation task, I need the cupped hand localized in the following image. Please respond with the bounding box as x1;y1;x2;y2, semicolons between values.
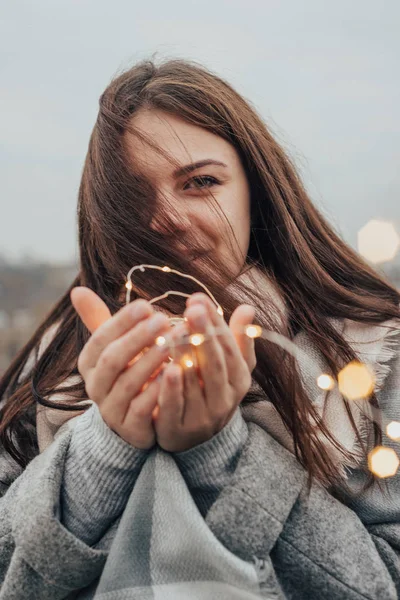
71;287;172;449
153;293;256;452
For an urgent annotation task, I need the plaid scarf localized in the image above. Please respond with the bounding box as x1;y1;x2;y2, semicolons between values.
89;447;281;599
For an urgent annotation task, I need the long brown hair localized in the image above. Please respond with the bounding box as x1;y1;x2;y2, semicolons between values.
1;57;399;490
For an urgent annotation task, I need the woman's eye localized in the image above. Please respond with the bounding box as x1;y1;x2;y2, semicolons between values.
184;175;219;190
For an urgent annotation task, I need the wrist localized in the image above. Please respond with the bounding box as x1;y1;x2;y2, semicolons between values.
173;407;248;472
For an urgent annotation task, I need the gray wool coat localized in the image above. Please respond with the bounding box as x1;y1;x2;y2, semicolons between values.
0;413;399;599
1;315;400;598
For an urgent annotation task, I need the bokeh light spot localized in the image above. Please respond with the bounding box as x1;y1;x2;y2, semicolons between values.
357;219;400;264
386;421;400;441
245;324;262;338
338;361;375;400
317;374;335;390
190;333;205;346
368;446;399;478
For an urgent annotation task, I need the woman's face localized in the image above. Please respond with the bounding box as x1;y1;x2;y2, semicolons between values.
124;109;251;277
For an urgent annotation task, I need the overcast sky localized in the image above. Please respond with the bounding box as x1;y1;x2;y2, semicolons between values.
1;0;399;263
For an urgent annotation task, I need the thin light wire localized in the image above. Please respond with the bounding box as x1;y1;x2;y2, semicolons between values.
124;263;400;476
125;264;223;321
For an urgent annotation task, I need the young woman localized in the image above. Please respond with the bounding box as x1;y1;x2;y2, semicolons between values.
1;58;399;599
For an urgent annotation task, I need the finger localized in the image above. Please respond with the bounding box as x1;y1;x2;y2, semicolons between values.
87;313;171;402
186;293;245;366
188;294;256;372
71;287;112;332
229;304;257;373
186;296;252;399
184;303;227;409
186;293;217;314
186;293;226;335
169;323;205;423
155;363;185;437
106;377;160;449
169;322;199;373
77;297;154;376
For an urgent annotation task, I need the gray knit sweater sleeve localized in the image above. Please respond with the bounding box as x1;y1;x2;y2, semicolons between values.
60;404;248;544
60;403;150;546
173;407;249;516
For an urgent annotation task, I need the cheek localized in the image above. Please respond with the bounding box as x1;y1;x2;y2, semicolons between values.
224;188;251;245
219;183;249;221
196;183;250;248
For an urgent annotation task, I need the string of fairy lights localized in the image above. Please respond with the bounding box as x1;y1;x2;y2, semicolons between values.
125;218;400;479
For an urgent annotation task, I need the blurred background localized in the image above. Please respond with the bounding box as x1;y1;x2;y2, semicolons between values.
1;0;399;373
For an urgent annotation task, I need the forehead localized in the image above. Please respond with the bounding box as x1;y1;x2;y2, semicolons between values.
123;109;236;179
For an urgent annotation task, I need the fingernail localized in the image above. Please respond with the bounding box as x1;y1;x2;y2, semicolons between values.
132;302;151;320
147;313;168;334
191;306;207;329
188;295;209;308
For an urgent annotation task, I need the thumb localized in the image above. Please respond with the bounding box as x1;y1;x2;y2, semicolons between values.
70;286;112;333
229;304;257;373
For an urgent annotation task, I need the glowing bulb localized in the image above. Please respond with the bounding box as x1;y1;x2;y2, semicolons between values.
217;306;224;316
245;324;262;339
386;421;400;441
368;446;399;478
317;374;335;390
357;219;400;264
155;336;166;347
338;361;375;400
184;358;194;368
190;333;205;346
162;266;171;272
125;280;133;290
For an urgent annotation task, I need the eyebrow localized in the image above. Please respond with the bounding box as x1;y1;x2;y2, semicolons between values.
172;159;228;179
